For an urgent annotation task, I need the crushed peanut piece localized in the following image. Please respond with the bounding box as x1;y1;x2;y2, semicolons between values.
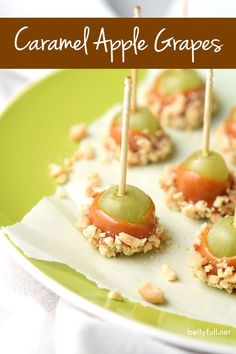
49;163;63;177
64;158;74;169
74;144;96;160
118;232;146;248
55;186;67;199
85;185;96;198
83;224;97;239
138;281;165;304
103;129;172;166
74;216;90;230
161;264;177;281
108;289;123;301
86;171;101;187
48;163;68;185
188;252;207;268
69;123;87;142
147;86;217;130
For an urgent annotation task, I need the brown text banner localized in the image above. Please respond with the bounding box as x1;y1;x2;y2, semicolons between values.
0;18;235;68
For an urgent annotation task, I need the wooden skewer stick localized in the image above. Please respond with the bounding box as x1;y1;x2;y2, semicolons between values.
131;69;138;113
234;204;236;228
202;69;214;156
134;5;141;17
181;0;188;17
131;5;141;113
119;76;132;196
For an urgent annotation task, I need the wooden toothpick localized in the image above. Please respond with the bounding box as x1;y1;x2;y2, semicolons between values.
131;5;141;113
131;69;138;113
234;204;236;228
181;0;188;17
134;5;141;17
118;76;132;196
202;69;214;156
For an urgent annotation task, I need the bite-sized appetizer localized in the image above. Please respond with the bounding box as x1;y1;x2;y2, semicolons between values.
147;69;217;130
189;217;236;293
76;184;166;257
160;150;236;221
216;106;236;164
161;69;235;221
104;43;172;166
104;107;173;166
77;76;168;257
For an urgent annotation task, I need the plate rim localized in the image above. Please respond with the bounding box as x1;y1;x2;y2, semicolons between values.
1;232;235;354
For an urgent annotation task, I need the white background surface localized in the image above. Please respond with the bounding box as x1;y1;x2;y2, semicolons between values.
0;1;236;353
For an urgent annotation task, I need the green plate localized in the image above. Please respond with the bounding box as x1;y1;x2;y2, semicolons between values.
0;70;235;353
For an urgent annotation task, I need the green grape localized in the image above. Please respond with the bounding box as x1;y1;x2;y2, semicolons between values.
182;151;228;181
99;184;152;224
113;106;160;136
208;216;236;258
158;69;204;96
230;108;236;121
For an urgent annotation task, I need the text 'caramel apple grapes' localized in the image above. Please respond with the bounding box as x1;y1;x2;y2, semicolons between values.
103;6;173;167
160;69;236;221
77;76;167;258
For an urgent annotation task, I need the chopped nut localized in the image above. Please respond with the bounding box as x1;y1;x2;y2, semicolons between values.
79;204;89;216
98;243;114;257
69;123;87;142
188;252;206;268
48;163;68;185
148;234;161;248
136;137;152;151
55;173;68;185
118;232;146;248
108;289;123;301
161;264;177;281
83;224;97;239
85;185;95;197
49;163;63;178
173;192;184;201
200;223;208;232
143;242;153;253
75;216;90;230
226;273;236;284
103;129;172;166
204;264;213;273
103;236;114;246
195;268;208;282
147;85;217;130
86;171;101;187
63;158;74;169
99;232;106;238
208;275;220;286
49;164;68;181
217;266;234;278
75;144;96;160
55;187;67;199
138;281;165;304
